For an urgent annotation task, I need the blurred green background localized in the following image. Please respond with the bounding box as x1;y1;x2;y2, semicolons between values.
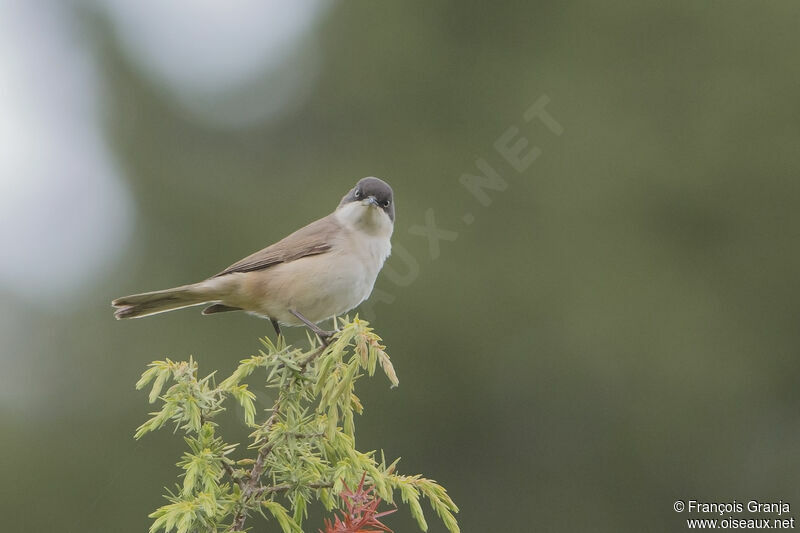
2;1;800;531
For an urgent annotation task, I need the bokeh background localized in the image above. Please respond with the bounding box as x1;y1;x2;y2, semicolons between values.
2;1;800;531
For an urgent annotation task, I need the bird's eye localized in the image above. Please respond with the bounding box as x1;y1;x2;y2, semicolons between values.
354;189;361;199
381;200;391;208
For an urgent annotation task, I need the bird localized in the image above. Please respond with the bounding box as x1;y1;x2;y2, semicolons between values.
112;177;394;343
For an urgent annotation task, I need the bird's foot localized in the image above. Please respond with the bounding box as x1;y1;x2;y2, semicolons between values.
315;328;336;346
289;309;336;346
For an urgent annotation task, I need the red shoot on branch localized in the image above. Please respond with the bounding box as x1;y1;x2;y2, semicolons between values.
320;473;397;533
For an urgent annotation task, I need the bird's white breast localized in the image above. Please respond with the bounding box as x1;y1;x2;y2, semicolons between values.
333;202;393;294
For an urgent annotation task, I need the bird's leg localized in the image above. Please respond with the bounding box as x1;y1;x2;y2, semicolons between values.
289;309;335;346
270;318;282;338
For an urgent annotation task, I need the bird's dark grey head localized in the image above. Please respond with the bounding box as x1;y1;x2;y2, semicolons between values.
339;177;395;221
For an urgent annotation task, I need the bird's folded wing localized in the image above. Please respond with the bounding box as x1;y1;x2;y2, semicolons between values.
212;215;339;277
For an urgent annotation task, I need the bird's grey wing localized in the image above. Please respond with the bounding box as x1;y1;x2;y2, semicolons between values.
212;214;340;277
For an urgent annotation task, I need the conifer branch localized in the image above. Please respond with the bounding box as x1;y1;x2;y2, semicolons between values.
134;317;459;533
300;343;328;369
253;481;335;498
232;407;280;531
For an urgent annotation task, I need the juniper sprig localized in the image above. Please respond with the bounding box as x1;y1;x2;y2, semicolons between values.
135;317;459;533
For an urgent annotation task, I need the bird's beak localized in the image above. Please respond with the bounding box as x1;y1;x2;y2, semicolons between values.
361;196;379;207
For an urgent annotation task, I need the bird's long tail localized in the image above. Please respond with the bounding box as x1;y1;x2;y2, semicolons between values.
112;283;212;319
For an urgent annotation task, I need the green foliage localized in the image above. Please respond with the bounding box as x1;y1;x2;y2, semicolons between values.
135;317;459;533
